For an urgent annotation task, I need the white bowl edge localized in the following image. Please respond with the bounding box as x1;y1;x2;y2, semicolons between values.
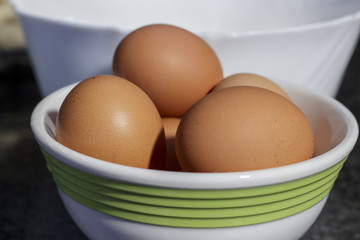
30;81;359;189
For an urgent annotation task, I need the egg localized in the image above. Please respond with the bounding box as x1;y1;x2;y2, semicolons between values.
213;73;290;99
175;86;314;172
56;75;166;169
113;24;223;117
162;118;182;171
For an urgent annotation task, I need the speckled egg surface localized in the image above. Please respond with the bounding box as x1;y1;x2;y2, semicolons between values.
56;75;166;169
176;86;314;172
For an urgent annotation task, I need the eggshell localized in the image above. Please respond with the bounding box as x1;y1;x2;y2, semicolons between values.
175;86;314;172
113;24;223;117
213;73;290;99
162;118;181;171
56;75;166;169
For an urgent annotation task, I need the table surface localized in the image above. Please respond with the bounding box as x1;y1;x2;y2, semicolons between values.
1;42;360;239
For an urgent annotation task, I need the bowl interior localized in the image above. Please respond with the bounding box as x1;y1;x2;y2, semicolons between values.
12;0;360;34
30;80;358;190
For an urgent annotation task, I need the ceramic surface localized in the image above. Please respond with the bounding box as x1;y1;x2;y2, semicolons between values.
59;189;328;240
30;80;358;239
30;81;358;189
11;0;360;97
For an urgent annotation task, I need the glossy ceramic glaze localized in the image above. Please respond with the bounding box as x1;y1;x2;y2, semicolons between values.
30;81;358;240
59;189;328;240
11;0;360;97
31;81;358;189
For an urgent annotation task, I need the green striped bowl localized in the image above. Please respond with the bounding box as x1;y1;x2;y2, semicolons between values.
31;81;358;239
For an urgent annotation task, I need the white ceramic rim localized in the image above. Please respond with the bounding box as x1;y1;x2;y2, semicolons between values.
30;81;359;189
10;0;360;37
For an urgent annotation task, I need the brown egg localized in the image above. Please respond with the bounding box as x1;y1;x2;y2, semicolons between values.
175;86;314;172
213;73;290;99
56;75;166;169
162;118;182;171
113;24;223;117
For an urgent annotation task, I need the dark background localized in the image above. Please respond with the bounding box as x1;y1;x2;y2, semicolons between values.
1;4;360;238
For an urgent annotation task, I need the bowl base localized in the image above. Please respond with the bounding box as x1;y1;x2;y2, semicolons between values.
58;188;327;240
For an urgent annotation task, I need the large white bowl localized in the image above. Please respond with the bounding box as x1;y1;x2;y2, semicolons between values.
11;0;360;97
30;80;358;240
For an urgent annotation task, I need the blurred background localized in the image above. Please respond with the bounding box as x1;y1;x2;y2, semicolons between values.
1;0;359;239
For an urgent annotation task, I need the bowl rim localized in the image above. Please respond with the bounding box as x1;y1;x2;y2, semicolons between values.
30;81;358;189
10;0;360;37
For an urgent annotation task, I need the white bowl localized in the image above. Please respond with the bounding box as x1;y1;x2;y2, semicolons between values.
11;0;360;97
30;81;358;240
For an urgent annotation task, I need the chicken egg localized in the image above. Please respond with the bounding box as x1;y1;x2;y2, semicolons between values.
213;73;290;99
175;86;314;172
113;24;223;117
56;75;166;169
162;118;182;171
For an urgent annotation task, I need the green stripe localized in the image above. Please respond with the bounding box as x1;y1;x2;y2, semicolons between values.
57;181;332;228
40;149;346;227
53;171;336;218
42;149;346;199
47;156;340;209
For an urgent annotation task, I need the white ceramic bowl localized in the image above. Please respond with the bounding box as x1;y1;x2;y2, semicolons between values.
30;81;358;240
11;0;360;97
